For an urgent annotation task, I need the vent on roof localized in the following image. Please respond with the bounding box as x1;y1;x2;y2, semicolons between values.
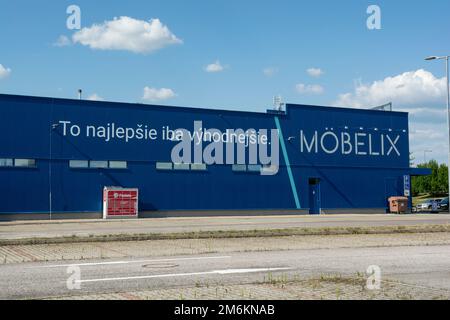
370;102;392;111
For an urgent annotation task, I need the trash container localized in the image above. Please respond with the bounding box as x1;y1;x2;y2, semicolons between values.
388;196;409;214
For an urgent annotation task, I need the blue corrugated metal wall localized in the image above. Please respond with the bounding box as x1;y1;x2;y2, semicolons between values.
0;94;412;214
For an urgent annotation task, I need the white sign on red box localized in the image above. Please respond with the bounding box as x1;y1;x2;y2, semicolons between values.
103;187;139;219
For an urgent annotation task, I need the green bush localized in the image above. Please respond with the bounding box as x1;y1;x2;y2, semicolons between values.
412;160;448;196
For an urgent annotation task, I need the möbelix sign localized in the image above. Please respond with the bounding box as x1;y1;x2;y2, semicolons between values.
299;130;401;157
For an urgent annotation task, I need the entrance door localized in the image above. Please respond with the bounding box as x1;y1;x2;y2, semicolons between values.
309;178;321;215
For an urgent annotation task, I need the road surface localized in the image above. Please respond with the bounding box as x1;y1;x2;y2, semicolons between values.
1;243;449;299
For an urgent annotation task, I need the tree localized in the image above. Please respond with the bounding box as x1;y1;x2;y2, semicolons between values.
438;163;448;193
429;160;440;195
411;160;448;196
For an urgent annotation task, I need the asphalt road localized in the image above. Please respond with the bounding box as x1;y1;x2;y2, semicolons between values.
1;214;449;240
1;243;450;299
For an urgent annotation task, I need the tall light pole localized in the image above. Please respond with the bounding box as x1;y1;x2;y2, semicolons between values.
424;149;433;163
425;55;450;210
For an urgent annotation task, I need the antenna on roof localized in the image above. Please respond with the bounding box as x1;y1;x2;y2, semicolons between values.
370;102;392;112
273;95;284;111
78;89;82;100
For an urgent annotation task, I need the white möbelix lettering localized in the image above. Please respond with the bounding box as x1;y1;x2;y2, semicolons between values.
300;130;401;157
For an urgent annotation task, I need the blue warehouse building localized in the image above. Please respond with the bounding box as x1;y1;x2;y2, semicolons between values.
0;93;429;220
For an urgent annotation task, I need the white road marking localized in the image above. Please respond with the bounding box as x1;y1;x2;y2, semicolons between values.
214;268;290;274
39;256;232;268
74;267;293;284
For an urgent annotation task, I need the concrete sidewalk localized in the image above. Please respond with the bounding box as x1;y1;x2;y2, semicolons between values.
0;214;449;243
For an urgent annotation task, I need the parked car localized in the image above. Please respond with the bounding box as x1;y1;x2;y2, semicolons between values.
416;199;441;212
438;197;449;211
416;200;433;211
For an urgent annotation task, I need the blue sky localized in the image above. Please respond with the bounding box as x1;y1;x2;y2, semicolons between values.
0;0;449;164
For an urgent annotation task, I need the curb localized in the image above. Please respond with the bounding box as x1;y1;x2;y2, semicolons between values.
0;224;449;246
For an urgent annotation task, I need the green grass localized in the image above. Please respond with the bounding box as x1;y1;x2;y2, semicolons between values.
1;224;450;246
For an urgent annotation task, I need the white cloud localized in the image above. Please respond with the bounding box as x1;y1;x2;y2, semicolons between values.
295;83;324;95
142;86;176;102
72;17;182;54
396;107;446;124
307;68;324;77
205;61;225;73
409;122;448;165
334;69;446;108
0;64;11;79
87;93;104;101
53;35;72;47
263;67;278;77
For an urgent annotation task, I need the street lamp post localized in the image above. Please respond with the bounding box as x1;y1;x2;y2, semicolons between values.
424;149;433;163
425;55;450;211
49;123;59;220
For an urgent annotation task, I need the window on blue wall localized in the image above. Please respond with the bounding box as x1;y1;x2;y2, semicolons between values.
156;162;173;170
232;164;273;175
109;161;127;169
191;163;207;171
247;165;262;172
14;159;36;168
156;162;208;171
0;159;13;167
69;160;89;168
232;164;247;172
174;163;190;171
89;160;108;169
70;160;128;169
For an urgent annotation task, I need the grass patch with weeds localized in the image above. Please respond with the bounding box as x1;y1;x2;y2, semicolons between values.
1;224;450;246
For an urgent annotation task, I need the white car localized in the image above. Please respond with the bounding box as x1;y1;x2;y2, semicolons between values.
416;200;440;212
